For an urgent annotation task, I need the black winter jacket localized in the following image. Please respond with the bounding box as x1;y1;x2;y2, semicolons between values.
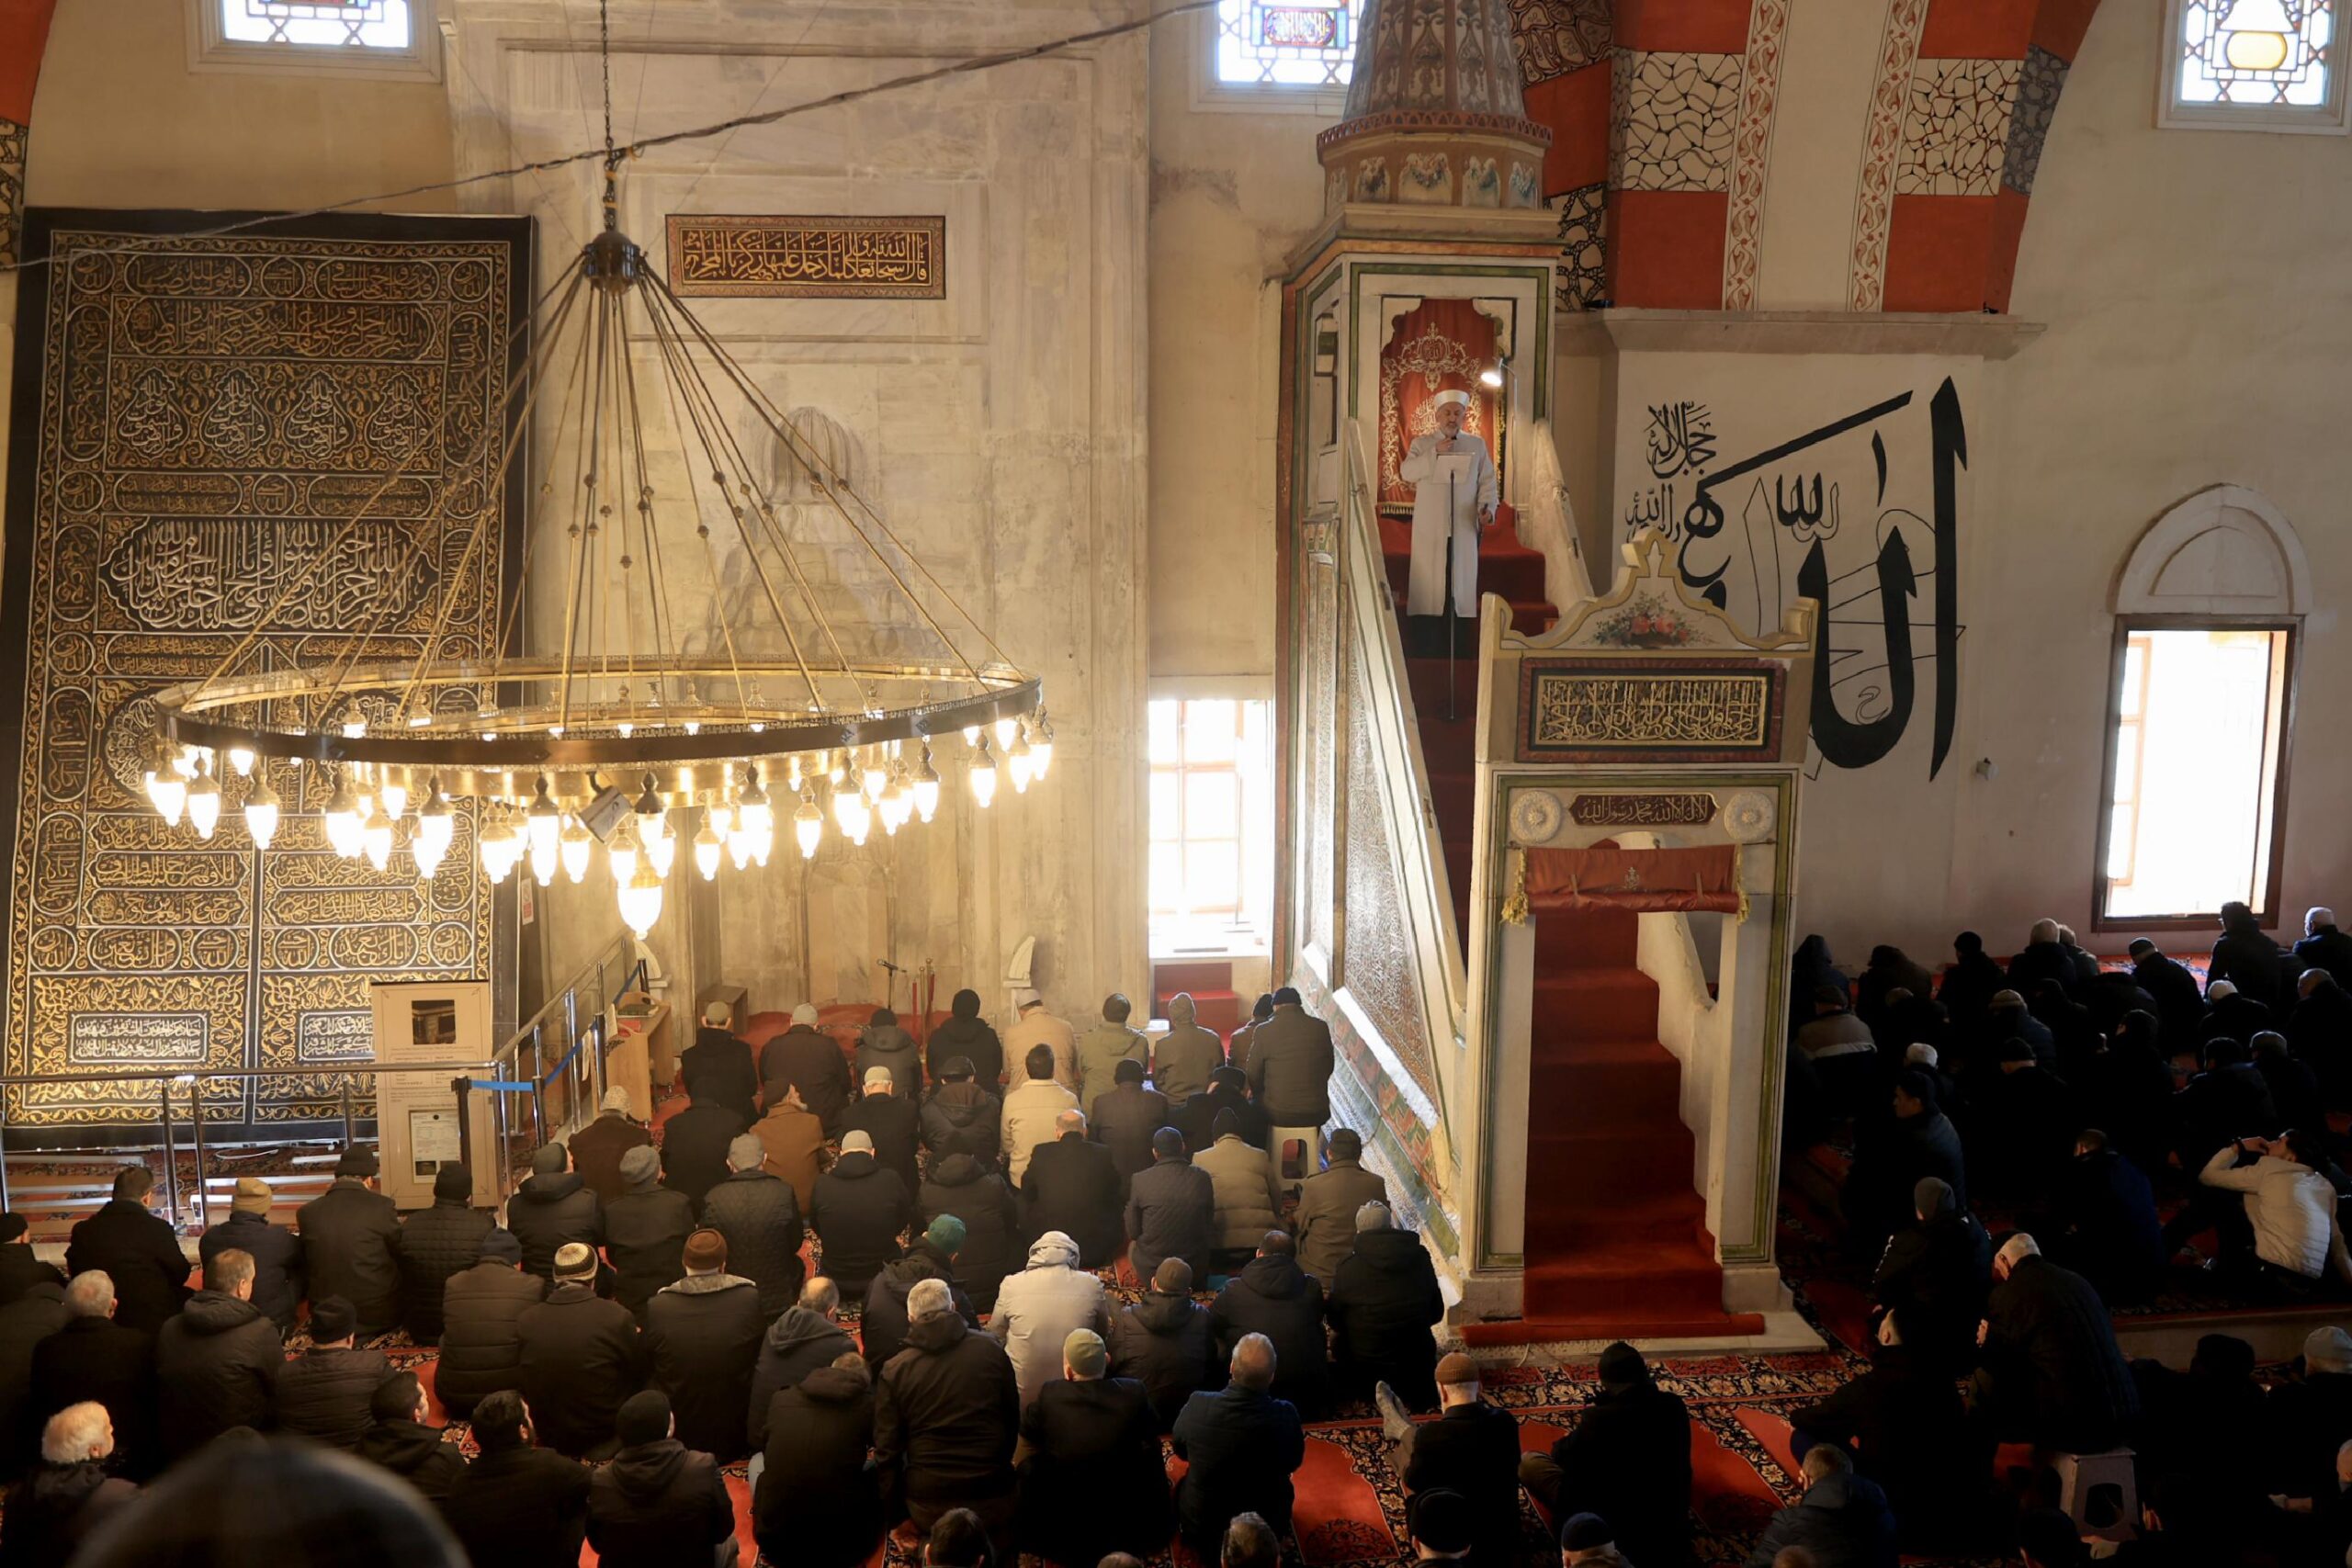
919;1083;1003;1166
28;1317;154;1475
697;1168;805;1318
517;1282;649;1458
1174;1085;1271;1156
1544;1378;1696;1568
1401;1398;1523;1563
1871;1209;1992;1373
874;1309;1019;1510
809;1150;910;1292
1107;1286;1217;1430
1170;1382;1305;1557
298;1179;402;1331
604;1182;696;1315
859;1242;977;1373
1981;1254;2141;1452
393;1198;493;1343
926;998;1004;1090
752;1364;882;1568
65;1201;190;1335
155;1290;280;1456
586;1437;737;1568
1785;1344;1977;1550
275;1344;390;1450
841;1092;922;1198
1090;1082;1174;1187
678;1028;760;1125
1017;1374;1170;1564
2;1458;135;1564
440;1443;591;1568
0;1286;65;1476
744;1305;858;1450
0;1245;62;1310
197;1212;301;1333
917;1156;1020;1311
759;1026;853;1131
507;1171;605;1282
660;1102;747;1214
435;1260;547;1418
356;1416;468;1503
1209;1254;1329;1416
1328;1228;1444;1407
1745;1472;1899;1568
1125;1156;1216;1283
642;1273;765;1461
1023;1133;1125;1270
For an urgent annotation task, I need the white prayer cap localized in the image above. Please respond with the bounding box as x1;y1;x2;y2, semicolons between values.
1430;389;1471;409
2207;979;2237;1000
1905;1043;1939;1069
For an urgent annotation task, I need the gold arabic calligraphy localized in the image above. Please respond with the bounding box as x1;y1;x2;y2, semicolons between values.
666;216;946;299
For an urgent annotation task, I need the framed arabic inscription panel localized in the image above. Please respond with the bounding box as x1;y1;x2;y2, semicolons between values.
0;209;530;1137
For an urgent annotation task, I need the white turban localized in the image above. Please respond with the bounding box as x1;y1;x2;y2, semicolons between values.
1430;389;1471;409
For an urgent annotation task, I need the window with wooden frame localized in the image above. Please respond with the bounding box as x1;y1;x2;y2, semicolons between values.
1149;698;1273;946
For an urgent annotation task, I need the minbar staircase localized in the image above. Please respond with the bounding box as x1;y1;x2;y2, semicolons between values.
1378;513;1758;1339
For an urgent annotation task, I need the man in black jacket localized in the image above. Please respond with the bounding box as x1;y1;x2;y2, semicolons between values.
681;1001;761;1126
1385;1353;1521;1567
1175;1066;1272;1156
297;1147;401;1336
0;1279;65;1477
605;1144;696;1316
1126;1127;1216;1284
508;1142;605;1283
1090;1058;1172;1193
1844;1071;1967;1258
28;1272;155;1477
810;1129;911;1293
843;1066;922;1197
1519;1341;1694;1568
154;1247;280;1459
918;1152;1020;1312
2128;938;2210;1055
65;1167;188;1335
586;1390;739;1568
1329;1201;1443;1409
874;1276;1021;1552
1785;1312;1983;1552
0;1213;62;1309
1209;1231;1329;1417
1970;1232;2140;1452
1022;1111;1125;1266
762;1003;853;1131
746;1276;858;1449
274;1295;387;1450
518;1243;649;1460
355;1370;468;1504
1171;1333;1306;1562
2211;899;2290;1008
753;1351;882;1568
920;1058;1003;1168
1871;1177;1991;1375
700;1133;806;1318
435;1228;547;1420
440;1389;592;1568
661;1088;746;1216
198;1179;301;1335
1015;1327;1170;1566
642;1227;766;1461
862;1218;978;1374
1108;1257;1216;1431
393;1165;492;1344
2052;1130;2166;1307
927;989;1005;1090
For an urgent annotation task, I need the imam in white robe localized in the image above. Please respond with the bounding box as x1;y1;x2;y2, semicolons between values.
1398;430;1499;616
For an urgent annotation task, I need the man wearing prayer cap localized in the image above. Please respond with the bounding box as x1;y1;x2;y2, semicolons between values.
760;1001;853;1131
1382;1350;1521;1562
568;1081;653;1205
842;1061;922;1197
679;998;759;1125
1012;1325;1170;1564
1397;386;1499;640
201;1175;304;1333
642;1228;763;1460
809;1126;913;1294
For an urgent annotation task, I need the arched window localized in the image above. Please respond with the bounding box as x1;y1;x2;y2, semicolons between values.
2096;486;2309;929
2162;0;2349;132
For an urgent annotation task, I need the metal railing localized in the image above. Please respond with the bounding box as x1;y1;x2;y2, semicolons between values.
0;931;650;1224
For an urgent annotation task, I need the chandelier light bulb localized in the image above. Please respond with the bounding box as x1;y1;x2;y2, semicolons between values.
707;798;735;839
969;738;998;808
1034;716;1055;778
617;854;665;939
243;772;281;851
607;818;639;888
227;746;255;777
184;757;221;840
694;818;723;881
526;777;562;858
827;750;847;786
880;772;911;835
362;805;396;873
616;720;634;739
144;739;187;828
1008;726;1034;795
322;773;362;859
913;750;942;823
796;790;823;860
994;716;1019;750
560;816;594;884
415;781;455;870
380;779;408;822
645;816;678;879
862;751;888;805
962;723;980;746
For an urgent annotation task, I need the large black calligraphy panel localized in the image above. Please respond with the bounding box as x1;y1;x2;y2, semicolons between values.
0;209;530;1135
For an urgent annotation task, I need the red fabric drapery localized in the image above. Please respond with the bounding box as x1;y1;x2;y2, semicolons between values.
1521;844;1741;914
1377;297;1505;515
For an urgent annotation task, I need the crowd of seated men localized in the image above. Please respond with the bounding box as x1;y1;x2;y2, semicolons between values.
1773;904;2352;1565
0;983;1486;1568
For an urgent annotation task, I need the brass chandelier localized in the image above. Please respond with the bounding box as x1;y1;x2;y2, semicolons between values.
135;174;1049;939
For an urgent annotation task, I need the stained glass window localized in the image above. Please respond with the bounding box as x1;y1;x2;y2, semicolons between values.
1215;0;1364;89
2166;0;2347;128
219;0;412;51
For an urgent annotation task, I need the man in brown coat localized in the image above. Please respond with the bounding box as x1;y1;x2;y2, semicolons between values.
754;1085;828;1209
567;1088;652;1206
1294;1129;1388;1284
